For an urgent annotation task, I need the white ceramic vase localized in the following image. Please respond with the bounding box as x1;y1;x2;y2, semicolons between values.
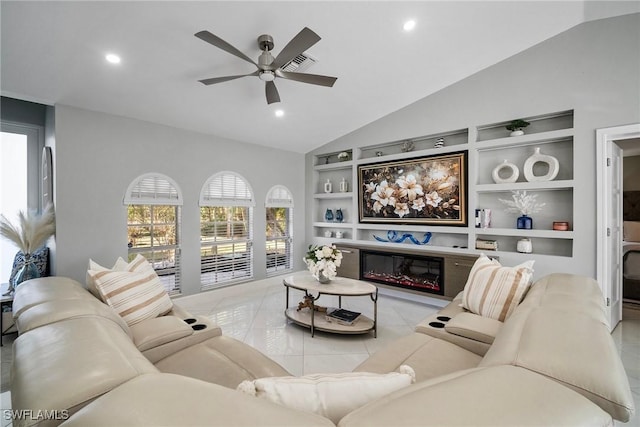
523;147;559;182
492;160;519;184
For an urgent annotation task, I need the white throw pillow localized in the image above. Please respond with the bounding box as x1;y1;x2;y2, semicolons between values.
461;254;534;322
87;255;156;297
237;366;415;424
88;255;173;326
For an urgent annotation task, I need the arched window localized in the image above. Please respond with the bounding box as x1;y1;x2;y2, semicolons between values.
265;185;293;276
124;173;182;295
199;171;254;289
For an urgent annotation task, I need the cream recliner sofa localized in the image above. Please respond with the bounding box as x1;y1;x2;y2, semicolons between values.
9;273;636;426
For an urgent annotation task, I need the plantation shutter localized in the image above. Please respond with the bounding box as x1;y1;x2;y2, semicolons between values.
265;185;294;208
199;172;254;289
265;185;293;276
124;173;182;205
200;171;255;207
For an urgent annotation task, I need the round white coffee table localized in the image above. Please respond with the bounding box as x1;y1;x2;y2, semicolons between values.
283;273;378;338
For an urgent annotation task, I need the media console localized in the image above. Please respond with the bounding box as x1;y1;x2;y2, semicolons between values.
334;243;480;300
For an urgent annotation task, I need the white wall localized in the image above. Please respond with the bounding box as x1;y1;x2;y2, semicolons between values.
307;13;640;280
53;106;305;295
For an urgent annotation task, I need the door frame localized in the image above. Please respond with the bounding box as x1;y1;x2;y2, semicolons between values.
596;123;640;330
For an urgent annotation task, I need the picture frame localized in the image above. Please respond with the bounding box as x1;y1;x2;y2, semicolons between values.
358;151;467;226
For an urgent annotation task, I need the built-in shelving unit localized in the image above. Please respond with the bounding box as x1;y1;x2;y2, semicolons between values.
310;109;575;261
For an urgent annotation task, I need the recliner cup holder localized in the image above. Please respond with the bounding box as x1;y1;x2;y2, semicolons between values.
192;324;207;331
436;316;451;322
184;318;197;325
429;321;446;329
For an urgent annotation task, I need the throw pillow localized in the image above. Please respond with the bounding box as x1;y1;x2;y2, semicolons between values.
9;247;50;284
88;255;173;326
237;365;416;424
461;254;534;322
86;255;155;299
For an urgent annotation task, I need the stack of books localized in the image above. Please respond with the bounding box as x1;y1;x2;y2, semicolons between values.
325;308;361;326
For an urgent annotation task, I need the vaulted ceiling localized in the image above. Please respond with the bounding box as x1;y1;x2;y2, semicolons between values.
1;1;636;153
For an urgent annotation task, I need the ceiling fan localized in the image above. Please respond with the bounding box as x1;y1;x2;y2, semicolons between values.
195;27;337;105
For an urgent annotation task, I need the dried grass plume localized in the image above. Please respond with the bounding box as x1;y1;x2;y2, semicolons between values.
0;204;55;253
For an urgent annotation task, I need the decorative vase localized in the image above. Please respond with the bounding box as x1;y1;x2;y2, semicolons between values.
325;209;334;222
517;238;533;254
492;160;519;184
317;273;331;284
523;147;559;182
339;178;348;193
12;253;40;288
517;215;533;230
335;208;344;223
323;179;332;193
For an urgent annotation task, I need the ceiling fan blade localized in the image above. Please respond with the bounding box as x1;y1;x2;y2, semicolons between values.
273;27;321;69
199;70;260;85
265;81;281;104
276;70;337;87
195;30;258;67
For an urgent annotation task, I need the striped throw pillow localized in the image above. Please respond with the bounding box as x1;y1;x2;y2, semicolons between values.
88;255;173;326
461;255;534;322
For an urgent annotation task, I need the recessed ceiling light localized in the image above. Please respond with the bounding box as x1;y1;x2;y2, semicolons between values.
275;109;284;118
105;53;121;64
403;20;416;32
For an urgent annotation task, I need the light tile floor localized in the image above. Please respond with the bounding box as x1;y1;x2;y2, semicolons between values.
1;274;639;426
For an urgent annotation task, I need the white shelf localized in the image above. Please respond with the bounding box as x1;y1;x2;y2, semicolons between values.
313;222;353;228
474;228;574;239
357;143;469;165
469;249;573;259
475;180;574;193
314;161;353;171
285;308;375;334
359;223;469;234
314;192;353;199
355;239;471;254
475;128;573;150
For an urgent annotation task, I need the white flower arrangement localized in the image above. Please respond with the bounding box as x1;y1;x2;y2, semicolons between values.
303;244;343;281
498;190;545;216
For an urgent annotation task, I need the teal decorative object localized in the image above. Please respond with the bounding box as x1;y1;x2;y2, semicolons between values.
373;230;432;245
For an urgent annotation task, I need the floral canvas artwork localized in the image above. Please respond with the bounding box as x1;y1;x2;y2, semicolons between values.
358;152;467;226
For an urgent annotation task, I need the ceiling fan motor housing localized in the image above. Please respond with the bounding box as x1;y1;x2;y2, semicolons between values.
258;34;274;51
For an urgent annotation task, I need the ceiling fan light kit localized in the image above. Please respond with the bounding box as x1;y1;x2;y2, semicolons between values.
195;27;337;104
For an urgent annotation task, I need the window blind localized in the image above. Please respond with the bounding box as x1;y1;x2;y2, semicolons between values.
124;173;182;205
265;185;294;208
200;171;255;207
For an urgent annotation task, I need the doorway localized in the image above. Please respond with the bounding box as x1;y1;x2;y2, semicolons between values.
597;124;640;331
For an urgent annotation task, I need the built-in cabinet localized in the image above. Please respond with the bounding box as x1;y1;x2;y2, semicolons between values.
311;110;575;265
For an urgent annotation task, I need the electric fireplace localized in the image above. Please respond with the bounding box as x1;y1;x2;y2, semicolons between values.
360;250;444;296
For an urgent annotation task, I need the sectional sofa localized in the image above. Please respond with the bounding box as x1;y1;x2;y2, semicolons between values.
9;272;636;426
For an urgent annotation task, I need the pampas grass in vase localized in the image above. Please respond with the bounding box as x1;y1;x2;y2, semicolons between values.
0;204;55;293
